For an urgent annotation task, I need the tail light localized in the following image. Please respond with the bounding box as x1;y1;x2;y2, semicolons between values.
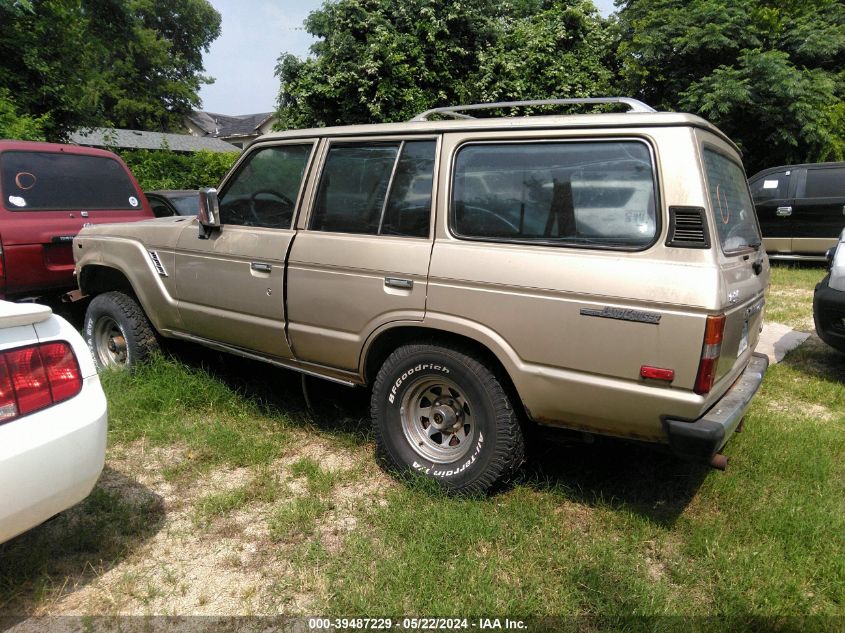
0;341;82;424
694;314;726;395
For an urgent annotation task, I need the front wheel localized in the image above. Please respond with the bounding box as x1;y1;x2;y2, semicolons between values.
371;343;524;494
84;291;159;370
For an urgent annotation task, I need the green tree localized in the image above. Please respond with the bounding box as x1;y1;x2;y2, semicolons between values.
0;89;49;140
91;0;222;131
275;0;612;129
0;0;220;139
119;148;238;190
0;0;95;139
614;0;845;172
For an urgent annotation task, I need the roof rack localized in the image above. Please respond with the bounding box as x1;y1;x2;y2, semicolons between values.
410;97;656;121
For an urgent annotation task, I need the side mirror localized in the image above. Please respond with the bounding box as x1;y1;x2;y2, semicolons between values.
198;187;221;239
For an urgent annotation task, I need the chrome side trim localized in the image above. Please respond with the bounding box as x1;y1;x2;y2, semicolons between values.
168;331;361;387
148;250;168;277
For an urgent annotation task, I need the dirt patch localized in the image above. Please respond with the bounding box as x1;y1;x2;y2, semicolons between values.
11;434;394;618
764;398;838;423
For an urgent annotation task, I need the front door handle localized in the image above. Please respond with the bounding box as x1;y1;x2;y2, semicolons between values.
776;206;792;217
384;277;413;290
250;262;272;273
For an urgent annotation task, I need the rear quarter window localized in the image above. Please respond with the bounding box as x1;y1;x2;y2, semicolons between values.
702;149;761;253
451;140;657;249
1;151;140;211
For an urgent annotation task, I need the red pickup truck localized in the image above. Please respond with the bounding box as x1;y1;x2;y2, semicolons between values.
0;140;153;300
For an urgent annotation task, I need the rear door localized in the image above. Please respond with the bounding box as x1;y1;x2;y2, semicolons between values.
286;137;438;371
792;164;845;255
701;145;768;382
0;148;151;297
749;168;794;254
173;141;316;359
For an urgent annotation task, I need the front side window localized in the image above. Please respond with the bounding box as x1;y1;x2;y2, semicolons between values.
1;151;140;211
219;144;312;229
703;149;761;253
452;141;657;248
750;171;790;201
310;140;436;238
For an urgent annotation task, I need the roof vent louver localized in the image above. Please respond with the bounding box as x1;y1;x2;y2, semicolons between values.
666;206;710;249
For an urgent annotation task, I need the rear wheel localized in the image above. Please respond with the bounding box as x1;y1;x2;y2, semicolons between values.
84;291;159;370
371;343;524;494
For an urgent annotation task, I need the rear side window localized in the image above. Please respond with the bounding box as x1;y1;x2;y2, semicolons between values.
702;149;761;253
452;141;657;248
310;140;435;238
1;151;140;211
805;167;845;199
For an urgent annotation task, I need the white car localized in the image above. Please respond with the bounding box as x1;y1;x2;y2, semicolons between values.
813;228;845;354
0;301;107;544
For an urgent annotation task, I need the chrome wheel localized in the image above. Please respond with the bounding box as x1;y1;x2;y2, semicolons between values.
92;316;128;368
400;377;474;463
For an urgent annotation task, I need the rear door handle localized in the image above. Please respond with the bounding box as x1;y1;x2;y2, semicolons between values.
250;262;272;273
384;277;413;290
776;206;792;217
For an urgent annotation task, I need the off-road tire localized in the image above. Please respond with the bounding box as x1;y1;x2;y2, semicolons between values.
84;291;159;370
371;343;525;494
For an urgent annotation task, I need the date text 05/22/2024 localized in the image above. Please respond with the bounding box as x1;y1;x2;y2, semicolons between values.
308;618;528;630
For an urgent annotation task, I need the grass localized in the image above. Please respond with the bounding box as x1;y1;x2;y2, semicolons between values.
99;356;293;469
1;267;843;625
268;458;343;539
766;263;827;330
0;485;164;611
192;467;283;527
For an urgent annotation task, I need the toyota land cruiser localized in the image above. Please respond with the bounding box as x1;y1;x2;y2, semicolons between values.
73;98;770;493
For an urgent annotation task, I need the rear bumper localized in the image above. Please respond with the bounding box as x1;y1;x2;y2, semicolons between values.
664;352;768;462
813;274;845;353
0;376;107;544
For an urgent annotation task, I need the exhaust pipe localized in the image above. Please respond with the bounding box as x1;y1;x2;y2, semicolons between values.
710;453;728;470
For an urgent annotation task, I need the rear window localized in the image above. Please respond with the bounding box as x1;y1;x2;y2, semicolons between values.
702;149;761;253
1;151;140;211
452;141;657;248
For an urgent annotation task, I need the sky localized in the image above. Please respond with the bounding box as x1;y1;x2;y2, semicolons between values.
199;0;618;115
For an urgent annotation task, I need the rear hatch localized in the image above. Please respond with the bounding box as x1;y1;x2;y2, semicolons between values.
700;144;768;386
0;147;152;297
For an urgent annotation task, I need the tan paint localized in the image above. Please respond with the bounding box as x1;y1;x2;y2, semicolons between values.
74;111;768;445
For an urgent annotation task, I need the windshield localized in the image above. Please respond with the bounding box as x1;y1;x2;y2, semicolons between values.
702;149;761;253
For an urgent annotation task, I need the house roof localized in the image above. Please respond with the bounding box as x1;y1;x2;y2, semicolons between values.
186;111;275;138
70;128;239;153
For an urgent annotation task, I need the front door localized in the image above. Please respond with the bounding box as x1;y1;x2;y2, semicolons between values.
750;168;794;253
174;141;316;358
286;138;438;371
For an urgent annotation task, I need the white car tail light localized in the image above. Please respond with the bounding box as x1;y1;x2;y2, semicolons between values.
0;341;82;424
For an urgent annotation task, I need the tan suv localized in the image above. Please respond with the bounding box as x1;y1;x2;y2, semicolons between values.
74;98;770;493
